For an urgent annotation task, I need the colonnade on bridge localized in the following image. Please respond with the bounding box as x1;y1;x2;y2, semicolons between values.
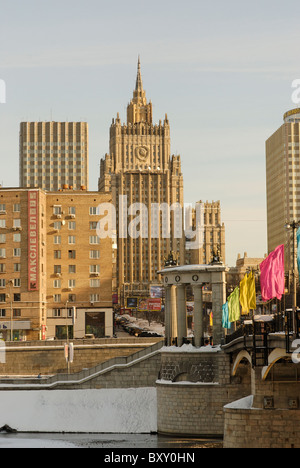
158;264;227;347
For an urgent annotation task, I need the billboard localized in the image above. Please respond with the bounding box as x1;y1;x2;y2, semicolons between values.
148;298;162;311
138;298;148;312
126;297;138;308
150;286;163;298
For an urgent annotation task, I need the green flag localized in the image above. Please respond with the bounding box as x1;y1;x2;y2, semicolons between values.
228;287;240;323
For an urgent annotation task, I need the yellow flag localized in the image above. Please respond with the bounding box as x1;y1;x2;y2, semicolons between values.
239;274;249;315
247;271;256;310
228;287;240;323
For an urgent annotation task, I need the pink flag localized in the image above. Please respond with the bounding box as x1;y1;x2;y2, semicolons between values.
260;245;285;302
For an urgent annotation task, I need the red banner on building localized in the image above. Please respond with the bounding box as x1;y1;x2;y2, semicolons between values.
28;190;39;291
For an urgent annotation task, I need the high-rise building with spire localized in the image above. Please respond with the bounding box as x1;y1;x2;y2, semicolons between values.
99;59;185;292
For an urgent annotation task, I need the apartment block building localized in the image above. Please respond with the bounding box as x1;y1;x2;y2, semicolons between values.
19;121;89;191
0;186;113;341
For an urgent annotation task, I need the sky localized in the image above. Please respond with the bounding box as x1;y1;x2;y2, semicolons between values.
1;0;300;266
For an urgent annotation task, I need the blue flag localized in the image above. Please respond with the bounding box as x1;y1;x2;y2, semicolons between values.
222;302;231;329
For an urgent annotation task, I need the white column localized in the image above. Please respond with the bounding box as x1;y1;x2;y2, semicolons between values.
170;285;177;345
193;284;203;348
177;284;187;347
164;285;172;346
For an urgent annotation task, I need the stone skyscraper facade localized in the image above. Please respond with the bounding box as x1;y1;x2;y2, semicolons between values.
99;59;185;289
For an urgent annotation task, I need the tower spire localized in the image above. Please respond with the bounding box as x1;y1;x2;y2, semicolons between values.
135;55;143;93
127;58;153;125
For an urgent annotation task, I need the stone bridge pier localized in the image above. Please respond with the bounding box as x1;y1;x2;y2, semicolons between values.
155;264;251;438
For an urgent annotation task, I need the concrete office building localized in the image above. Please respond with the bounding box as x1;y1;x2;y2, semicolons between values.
19;121;89;192
266;108;300;269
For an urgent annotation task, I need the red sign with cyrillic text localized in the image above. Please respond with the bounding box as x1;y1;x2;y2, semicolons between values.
28;190;39;291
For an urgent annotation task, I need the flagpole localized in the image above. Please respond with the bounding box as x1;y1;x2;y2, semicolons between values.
285;220;299;334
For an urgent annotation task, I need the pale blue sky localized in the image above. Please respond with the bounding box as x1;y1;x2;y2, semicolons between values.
1;0;300;265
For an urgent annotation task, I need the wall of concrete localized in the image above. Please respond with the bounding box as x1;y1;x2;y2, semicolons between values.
0;338;163;376
224;403;300;448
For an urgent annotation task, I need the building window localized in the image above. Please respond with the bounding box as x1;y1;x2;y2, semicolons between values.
54;265;61;274
68;294;76;302
0;234;5;244
90;294;100;303
14;279;21;288
0;264;6;273
89;207;99;215
0;249;5;258
53;308;62;317
53;279;61;288
0;309;5;317
54;236;61;245
90;265;100;274
54;294;61;303
90;250;100;259
14;264;21;272
89;236;100;245
13;219;21;228
54;250;61;259
13;204;21;212
0;279;5;288
68;250;76;259
69;207;76;215
68;236;76;244
0;220;6;229
68;279;76;289
53;206;62;215
69;265;76;274
90;279;100;288
13;248;21;257
13;233;21;242
90;221;98;230
0;204;6;213
13;309;21;317
14;293;21;302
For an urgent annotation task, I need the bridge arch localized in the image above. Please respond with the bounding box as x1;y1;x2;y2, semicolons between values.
232;350;252;376
261;348;290;381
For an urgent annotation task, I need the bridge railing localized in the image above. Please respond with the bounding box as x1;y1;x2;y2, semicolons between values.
224;312;286;346
224;309;300;359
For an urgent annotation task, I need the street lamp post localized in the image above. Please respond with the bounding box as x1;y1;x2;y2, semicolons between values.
285;220;300;333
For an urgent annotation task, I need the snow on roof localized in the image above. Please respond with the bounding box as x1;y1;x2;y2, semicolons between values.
160;344;221;353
